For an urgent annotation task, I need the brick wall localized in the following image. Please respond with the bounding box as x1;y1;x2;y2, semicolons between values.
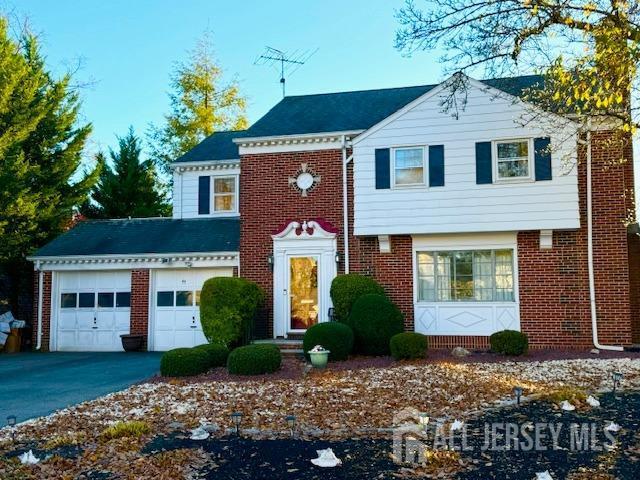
130;269;150;349
31;271;52;351
628;233;640;344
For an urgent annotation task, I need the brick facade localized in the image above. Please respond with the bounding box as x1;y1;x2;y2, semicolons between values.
31;271;52;351
130;269;150;349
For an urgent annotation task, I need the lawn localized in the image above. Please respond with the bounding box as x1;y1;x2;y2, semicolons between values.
1;355;640;479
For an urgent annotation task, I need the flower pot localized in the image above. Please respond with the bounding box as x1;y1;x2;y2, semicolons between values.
120;334;144;352
309;350;330;369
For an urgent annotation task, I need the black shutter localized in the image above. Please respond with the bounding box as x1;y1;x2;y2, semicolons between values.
198;176;210;214
475;141;492;184
534;137;552;181
428;145;445;187
375;148;391;189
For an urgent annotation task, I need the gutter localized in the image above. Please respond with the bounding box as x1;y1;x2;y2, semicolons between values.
584;120;623;351
341;135;354;273
35;261;43;350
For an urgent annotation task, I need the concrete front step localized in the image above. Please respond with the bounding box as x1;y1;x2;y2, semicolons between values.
253;338;304;356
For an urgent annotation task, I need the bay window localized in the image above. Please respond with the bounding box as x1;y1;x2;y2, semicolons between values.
417;249;515;302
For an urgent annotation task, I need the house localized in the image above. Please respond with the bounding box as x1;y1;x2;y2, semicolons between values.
29;74;640;351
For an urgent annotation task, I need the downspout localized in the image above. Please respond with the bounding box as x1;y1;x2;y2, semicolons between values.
585;120;623;351
35;261;43;350
341;135;353;273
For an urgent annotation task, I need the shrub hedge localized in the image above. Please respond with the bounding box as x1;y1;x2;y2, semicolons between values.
329;274;385;323
160;347;209;377
227;344;282;375
194;343;229;368
200;277;264;347
490;330;529;356
390;332;428;360
349;294;404;356
302;322;354;361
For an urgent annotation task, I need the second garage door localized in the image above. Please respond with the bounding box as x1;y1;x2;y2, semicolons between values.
152;268;233;351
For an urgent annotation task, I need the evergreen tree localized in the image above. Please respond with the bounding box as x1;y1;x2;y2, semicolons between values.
83;127;169;219
148;32;248;175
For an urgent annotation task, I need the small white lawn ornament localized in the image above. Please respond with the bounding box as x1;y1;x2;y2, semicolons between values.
586;396;600;408
311;448;342;467
535;471;553;480
19;450;40;465
189;426;210;440
450;419;464;431
604;422;621;433
560;400;575;411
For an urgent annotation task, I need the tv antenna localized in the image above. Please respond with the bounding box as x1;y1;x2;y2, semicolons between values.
255;46;317;97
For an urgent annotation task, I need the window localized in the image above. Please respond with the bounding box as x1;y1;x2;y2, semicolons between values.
156;291;174;307
176;291;193;307
195;290;201;306
116;292;131;308
78;292;95;308
213;177;236;212
60;293;77;308
393;147;425;186
97;292;114;308
495;139;531;180
417;249;514;302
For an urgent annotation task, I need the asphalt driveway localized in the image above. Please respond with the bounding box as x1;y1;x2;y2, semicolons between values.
0;352;162;424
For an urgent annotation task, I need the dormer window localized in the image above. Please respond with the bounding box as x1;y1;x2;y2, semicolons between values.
213;177;236;212
494;139;531;181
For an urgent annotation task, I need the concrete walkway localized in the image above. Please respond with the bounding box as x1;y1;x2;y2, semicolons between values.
0;352;161;424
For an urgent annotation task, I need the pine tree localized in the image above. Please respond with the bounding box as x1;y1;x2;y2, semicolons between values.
148;32;248;175
83;127;169;219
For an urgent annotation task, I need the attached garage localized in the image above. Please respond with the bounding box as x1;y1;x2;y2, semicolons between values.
55;271;131;351
151;268;233;351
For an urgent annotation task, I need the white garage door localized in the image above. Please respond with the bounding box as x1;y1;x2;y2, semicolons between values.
56;271;131;351
152;268;233;351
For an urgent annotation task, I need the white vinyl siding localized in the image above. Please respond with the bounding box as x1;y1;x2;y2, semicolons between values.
352;81;579;235
172;167;240;219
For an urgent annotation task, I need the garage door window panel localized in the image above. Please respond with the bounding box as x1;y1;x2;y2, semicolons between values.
61;293;77;308
98;293;114;308
78;293;95;308
116;292;131;308
157;291;174;307
176;291;194;307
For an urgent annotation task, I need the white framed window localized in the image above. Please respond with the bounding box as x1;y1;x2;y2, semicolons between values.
392;146;426;186
416;249;515;302
212;176;237;212
493;139;532;181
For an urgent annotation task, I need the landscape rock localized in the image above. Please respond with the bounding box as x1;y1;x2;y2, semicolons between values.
452;347;471;357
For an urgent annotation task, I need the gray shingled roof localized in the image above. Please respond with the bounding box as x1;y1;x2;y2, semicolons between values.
32;217;239;257
174;75;543;163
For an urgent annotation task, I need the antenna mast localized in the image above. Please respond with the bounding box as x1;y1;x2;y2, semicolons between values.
255;46;317;97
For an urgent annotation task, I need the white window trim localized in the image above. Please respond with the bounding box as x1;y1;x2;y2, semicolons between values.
208;175;239;215
391;145;428;188
492;138;534;183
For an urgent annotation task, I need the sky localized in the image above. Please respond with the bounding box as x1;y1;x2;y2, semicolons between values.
7;0;452;156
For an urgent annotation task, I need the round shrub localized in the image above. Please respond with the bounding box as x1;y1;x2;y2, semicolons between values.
349;294;404;356
194;343;229;368
227;344;282;375
490;330;529;356
303;322;354;361
330;274;385;323
390;332;428;360
200;277;265;347
160;347;209;377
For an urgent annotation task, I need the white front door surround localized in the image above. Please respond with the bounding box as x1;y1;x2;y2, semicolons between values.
272;220;337;338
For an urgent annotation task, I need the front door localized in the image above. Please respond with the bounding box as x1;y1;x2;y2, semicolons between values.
288;256;319;331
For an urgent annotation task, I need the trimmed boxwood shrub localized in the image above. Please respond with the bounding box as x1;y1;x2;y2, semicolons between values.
490;330;529;356
227;344;282;375
349;294;404;356
330;274;385;323
200;277;264;347
303;322;354;361
390;332;428;360
194;343;229;368
160;347;209;377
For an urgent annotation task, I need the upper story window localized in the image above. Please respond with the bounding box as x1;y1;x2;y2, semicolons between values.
416;249;515;302
393;147;425;186
213;177;236;212
494;139;531;181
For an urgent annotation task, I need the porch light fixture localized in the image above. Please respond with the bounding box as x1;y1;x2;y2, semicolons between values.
285;414;296;438
334;252;343;264
418;412;429;432
267;254;274;271
513;386;523;406
612;372;623;397
230;412;243;435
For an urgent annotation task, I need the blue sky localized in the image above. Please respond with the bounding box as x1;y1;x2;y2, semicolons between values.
7;0;452;156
